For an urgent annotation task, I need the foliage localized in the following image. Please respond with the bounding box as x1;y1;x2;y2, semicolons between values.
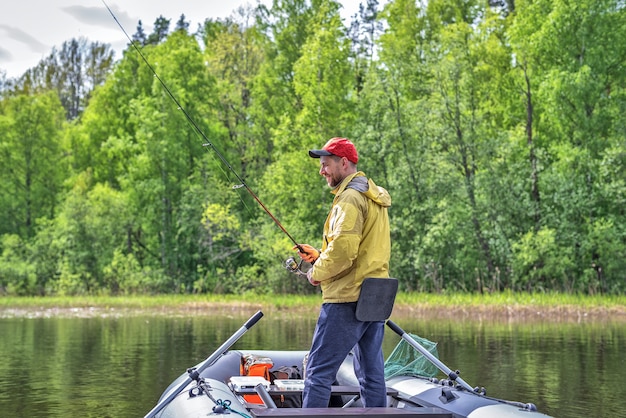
0;91;66;239
0;234;37;295
5;38;114;120
0;0;625;295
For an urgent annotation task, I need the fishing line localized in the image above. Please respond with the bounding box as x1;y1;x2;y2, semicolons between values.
101;0;302;250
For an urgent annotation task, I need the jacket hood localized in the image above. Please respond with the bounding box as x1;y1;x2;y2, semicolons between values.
338;172;391;208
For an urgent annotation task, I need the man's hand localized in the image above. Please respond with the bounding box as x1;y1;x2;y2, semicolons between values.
293;244;319;264
306;268;320;286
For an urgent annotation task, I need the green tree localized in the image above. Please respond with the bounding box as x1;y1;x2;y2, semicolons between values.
132;20;148;45
364;0;433;289
0;91;66;239
65;45;154;187
11;38;114;120
263;0;355;245
253;0;316;131
61;29;221;292
37;173;135;295
292;0;354;134
243;0;324;289
0;234;37;295
146;16;171;45
175;14;190;32
121;31;221;291
347;0;383;94
202;8;267;182
509;0;626;292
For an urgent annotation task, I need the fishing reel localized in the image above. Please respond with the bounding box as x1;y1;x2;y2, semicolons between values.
284;256;312;277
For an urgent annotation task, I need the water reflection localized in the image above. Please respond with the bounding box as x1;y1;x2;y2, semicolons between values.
0;313;623;417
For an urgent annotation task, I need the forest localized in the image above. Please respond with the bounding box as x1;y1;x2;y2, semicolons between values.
0;0;624;296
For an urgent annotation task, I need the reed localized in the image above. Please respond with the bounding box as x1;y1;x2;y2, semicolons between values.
1;291;624;311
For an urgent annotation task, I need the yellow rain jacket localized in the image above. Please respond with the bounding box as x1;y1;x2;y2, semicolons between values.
311;171;392;303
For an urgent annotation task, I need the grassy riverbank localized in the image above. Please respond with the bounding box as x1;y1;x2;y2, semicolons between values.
1;292;625;322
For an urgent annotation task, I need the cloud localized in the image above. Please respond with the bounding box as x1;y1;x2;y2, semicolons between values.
0;45;11;61
0;24;48;53
63;4;138;32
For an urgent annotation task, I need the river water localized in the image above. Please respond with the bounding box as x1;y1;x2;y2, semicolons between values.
0;308;623;417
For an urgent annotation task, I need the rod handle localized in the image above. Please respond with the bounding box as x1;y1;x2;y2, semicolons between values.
244;310;264;329
386;319;404;336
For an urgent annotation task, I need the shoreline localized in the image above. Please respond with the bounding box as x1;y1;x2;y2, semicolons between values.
2;300;625;323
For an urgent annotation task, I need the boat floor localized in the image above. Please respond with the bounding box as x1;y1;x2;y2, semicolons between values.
233;383;452;417
249;407;452;417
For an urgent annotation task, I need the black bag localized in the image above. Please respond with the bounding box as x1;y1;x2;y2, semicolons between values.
270;365;302;381
269;365;303;408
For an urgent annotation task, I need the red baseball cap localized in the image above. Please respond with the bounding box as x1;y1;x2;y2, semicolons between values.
309;137;358;164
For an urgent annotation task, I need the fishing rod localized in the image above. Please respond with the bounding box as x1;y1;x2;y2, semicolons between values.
101;0;303;253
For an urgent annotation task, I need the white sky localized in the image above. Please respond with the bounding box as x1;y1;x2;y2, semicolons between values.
0;0;371;79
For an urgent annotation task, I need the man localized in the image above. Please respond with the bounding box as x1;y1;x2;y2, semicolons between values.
295;137;392;408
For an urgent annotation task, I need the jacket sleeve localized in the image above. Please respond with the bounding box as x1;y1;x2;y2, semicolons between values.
311;191;365;282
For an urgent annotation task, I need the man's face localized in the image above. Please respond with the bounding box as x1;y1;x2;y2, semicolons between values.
319;155;346;188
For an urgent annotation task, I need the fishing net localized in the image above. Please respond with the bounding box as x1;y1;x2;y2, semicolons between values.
384;334;440;379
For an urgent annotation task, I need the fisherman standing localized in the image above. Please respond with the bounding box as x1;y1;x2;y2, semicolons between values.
294;137;392;408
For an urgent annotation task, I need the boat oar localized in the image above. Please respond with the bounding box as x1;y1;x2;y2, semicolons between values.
144;310;264;418
386;320;475;393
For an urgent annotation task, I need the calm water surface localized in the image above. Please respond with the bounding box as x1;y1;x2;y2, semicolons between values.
0;310;623;418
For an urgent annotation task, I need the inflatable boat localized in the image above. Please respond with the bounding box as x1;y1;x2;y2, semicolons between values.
145;311;553;418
